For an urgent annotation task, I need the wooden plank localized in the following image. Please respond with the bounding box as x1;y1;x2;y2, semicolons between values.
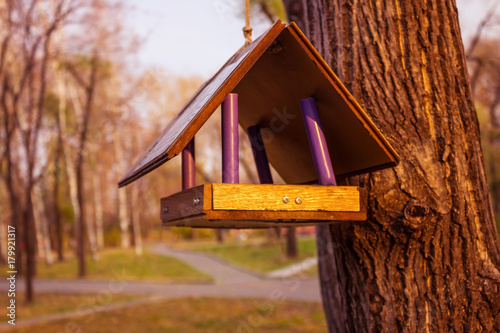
162;216;353;229
160;185;207;221
204;210;366;221
211;184;361;212
159;184;367;227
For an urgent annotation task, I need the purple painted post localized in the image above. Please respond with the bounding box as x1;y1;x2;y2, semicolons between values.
222;93;239;183
247;125;273;184
182;138;196;190
248;124;280;237
299;97;337;186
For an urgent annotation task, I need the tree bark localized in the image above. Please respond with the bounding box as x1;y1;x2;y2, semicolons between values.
288;0;500;331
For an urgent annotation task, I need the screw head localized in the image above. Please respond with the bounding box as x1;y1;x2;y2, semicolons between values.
282;196;290;204
295;197;302;205
193;198;200;206
162;206;169;213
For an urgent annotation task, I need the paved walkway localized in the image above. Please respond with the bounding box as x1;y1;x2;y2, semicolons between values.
267;257;318;278
1;277;320;301
149;244;262;284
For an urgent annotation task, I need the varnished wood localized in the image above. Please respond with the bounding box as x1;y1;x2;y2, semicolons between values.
212;183;360;212
163;216;349;229
160;183;367;228
160;185;207;221
119;21;399;187
203;210;366;221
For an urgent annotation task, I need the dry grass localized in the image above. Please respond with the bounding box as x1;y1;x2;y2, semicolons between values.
0;292;138;320
8;297;326;333
33;249;212;282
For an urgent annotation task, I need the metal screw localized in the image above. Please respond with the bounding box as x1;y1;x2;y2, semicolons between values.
295;197;302;205
162;206;169;213
193;198;200;206
282;196;290;204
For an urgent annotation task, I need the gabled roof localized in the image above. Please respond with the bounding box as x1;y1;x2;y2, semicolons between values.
119;20;398;187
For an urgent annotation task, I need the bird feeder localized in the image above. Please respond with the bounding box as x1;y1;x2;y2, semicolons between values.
118;21;399;228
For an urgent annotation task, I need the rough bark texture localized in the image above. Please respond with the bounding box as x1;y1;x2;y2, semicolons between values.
288;0;500;331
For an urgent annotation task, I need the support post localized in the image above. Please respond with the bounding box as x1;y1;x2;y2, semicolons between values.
247;125;273;184
299;97;337;186
182;138;196;190
222;93;239;184
248;124;280;237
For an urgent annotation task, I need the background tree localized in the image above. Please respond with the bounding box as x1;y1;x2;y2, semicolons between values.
0;0;75;302
285;0;500;331
469;37;500;222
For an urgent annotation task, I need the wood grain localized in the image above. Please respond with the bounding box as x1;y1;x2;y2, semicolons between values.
211;183;361;212
160;183;367;228
160;185;207;221
162;216;360;229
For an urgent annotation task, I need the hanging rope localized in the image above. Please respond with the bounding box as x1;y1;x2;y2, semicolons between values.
243;0;252;45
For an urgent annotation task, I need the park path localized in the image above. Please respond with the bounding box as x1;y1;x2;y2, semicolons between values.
149;244;262;284
0;244;321;331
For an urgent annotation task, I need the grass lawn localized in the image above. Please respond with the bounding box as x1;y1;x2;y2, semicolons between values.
2;249;212;283
9;297;326;333
0;292;138;320
173;236;318;274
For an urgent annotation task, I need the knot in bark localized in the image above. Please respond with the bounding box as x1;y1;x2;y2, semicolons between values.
401;200;433;232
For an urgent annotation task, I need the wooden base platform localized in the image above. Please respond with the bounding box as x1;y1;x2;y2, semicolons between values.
160;183;367;229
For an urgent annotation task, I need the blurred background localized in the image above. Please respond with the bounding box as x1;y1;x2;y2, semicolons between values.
0;0;499;331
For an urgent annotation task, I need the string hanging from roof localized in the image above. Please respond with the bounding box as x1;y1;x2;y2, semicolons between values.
243;0;252;45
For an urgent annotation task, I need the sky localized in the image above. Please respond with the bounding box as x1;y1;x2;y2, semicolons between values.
123;0;498;79
124;0;272;78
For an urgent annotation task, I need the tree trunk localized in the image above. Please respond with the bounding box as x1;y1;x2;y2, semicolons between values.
53;87;64;261
52;161;64;261
131;185;143;256
75;155;87;277
23;186;36;302
487;94;500;217
93;173;105;250
216;230;225;244
0;211;6;265
1;115;23;276
69;54;99;276
33;183;54;266
67;83;86;277
115;135;131;249
85;184;99;261
488;132;500;217
288;0;500;331
286;227;298;258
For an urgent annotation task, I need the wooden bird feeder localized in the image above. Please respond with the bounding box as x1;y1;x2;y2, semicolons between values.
118;20;399;228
